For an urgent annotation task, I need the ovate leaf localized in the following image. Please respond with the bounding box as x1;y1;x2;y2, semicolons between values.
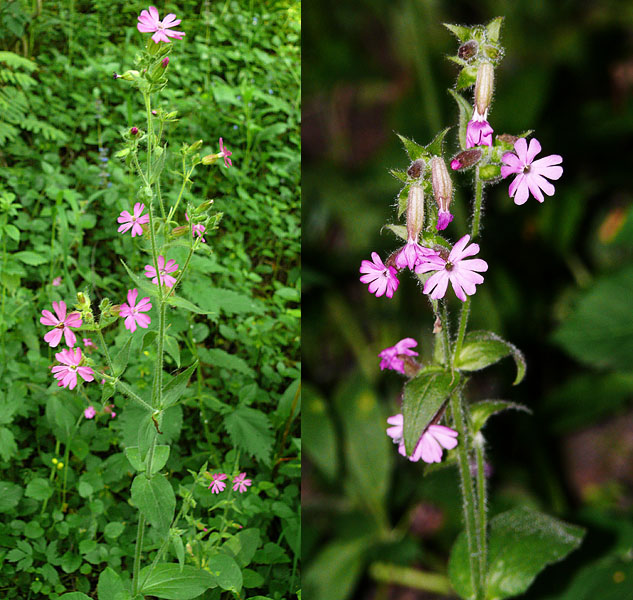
224;405;274;465
470;400;531;434
131;473;176;535
139;564;215;599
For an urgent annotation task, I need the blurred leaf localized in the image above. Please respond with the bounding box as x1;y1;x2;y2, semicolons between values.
553;266;633;370
304;384;339;481
333;374;392;509
403;368;458;456
206;554;242;592
449;507;584;600
139;564;215;599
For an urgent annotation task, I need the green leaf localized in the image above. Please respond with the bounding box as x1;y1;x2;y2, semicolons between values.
207;553;243;592
224;405;274;465
14;250;47;266
397;184;410;218
444;23;473;42
182;284;263;316
303;384;339;481
389;168;408;183
161;362;198;409
448;507;585;600
139;564;216;599
0;481;22;512
479;165;501;181
4;224;20;242
125;446;144;471
60;551;81;573
552;265;633;370
486;17;504;43
131;473;176;535
402;368;458;456
148;445;170;475
120;259;156;297
171;531;185;571
425;127;451;157
222;528;261;568
98;566;128;600
164;334;180;367
112;336;133;377
456;65;478;90
383;224;408;242
0;426;17;461
25;477;53;501
470;400;531;434
59;594;93;600
104;522;125;539
198;348;255;377
455;330;526;385
167;295;213;315
397;134;426;161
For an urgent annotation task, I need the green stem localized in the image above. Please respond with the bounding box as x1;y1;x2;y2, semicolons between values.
450;390;482;599
453;297;470;364
166;242;196;298
131;513;146;595
95;325;114;374
474;434;488;590
112;378;154;413
166;159;195;223
471;167;483;240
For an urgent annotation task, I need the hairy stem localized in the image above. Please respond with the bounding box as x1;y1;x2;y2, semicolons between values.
474;433;488;590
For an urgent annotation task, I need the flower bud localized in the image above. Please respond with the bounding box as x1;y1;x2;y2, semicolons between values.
161;57;169;68
475;62;494;115
119;69;140;82
195;199;215;214
201;154;219;165
406;184;425;241
431;157;454;231
458;40;478;60
450;149;482;170
407;159;425;179
171;226;189;237
130;126;139;136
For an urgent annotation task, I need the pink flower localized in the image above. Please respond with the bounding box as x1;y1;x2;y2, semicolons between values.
501;138;563;205
117;203;149;238
185;213;206;242
415;235;488;302
83;338;94;347
437;208;454;231
208;473;228;494
52;276;62;287
379;338;418;374
232;473;252;493
395;239;437;271
119;289;152;333
40;301;83;348
466;108;493;148
386;414;458;463
104;404;116;419
144;255;179;288
51;348;94;390
137;6;185;44
161;57;169;68
84;406;96;419
359;252;399;298
219;138;232;167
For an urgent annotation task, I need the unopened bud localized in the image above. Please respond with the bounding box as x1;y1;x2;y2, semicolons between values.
130;126;139;136
201;154;219;165
450;149;482;170
161;57;169;68
431;157;453;209
406;184;425;241
152;110;158;116
475;62;494;114
195;199;215;214
171;226;189;237
431;157;454;231
458;40;478;61
407;159;425;179
109;305;121;317
119;69;140;82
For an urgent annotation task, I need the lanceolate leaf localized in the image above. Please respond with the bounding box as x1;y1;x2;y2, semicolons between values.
470;400;531;434
402;368;459;456
397;134;426;161
443;23;472;42
112;336;133;377
455;330;526;385
161;361;198;409
425;127;451;157
448;507;584;600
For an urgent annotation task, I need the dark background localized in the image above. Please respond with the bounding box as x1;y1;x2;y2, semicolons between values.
303;1;633;599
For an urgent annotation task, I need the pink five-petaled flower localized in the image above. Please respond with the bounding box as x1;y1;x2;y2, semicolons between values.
119;289;152;333
379;338;418;375
232;473;252;493
395;239;437;271
208;473;228;494
360;252;399;298
51;348;94;391
137;6;185;44
40;301;83;348
466;108;494;148
386;414;458;463
117;203;149;238
144;255;179;288
501;138;563;205
84;406;96;419
219;138;232;168
185;213;206;242
52;276;62;287
415;234;488;302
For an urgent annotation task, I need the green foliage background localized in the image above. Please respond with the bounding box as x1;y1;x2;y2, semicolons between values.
0;0;300;598
303;1;633;599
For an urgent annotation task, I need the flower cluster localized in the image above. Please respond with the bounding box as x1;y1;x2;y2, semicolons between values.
208;472;253;494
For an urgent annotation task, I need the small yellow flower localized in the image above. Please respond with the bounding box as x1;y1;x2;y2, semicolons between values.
57;462;64;470
52;458;58;465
